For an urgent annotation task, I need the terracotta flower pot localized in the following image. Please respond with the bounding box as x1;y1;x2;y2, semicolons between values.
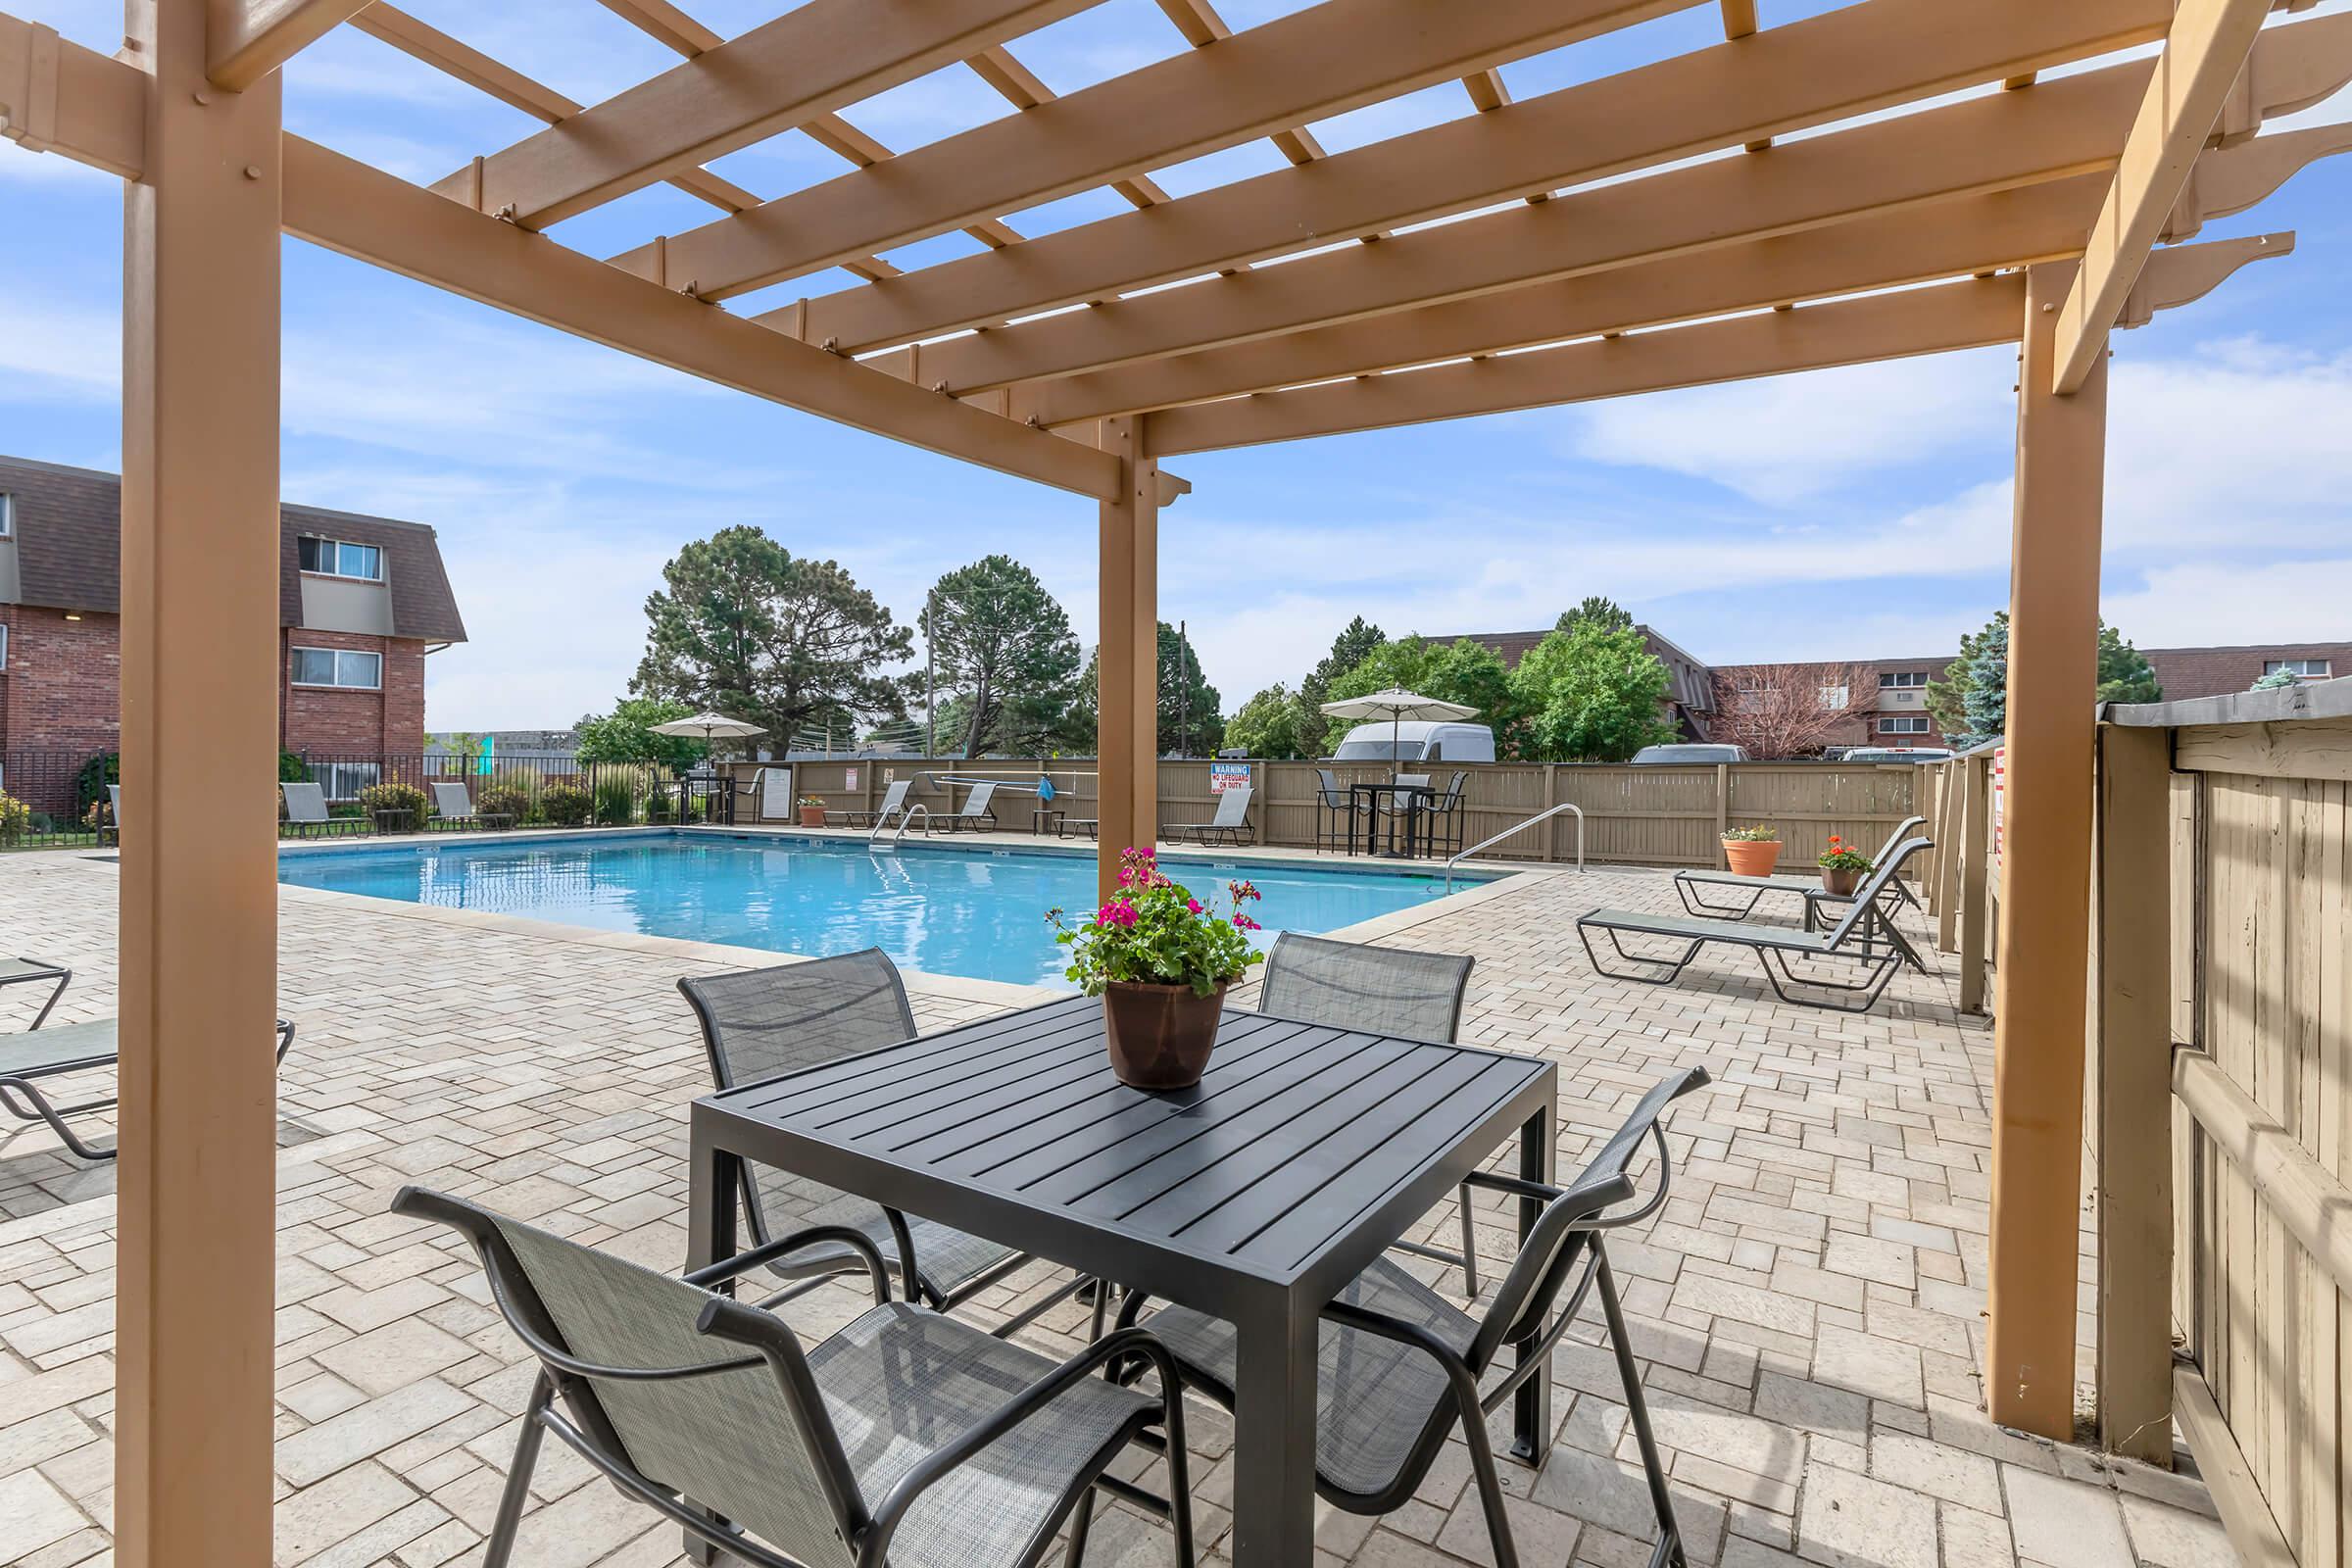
1820;865;1862;897
1101;979;1229;1089
1721;837;1783;877
799;806;826;827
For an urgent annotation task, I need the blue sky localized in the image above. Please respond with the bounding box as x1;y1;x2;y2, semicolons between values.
4;0;2349;729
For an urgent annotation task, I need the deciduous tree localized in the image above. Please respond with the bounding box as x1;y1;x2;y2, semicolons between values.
575;697;709;769
1706;663;1868;759
1226;683;1306;759
1510;620;1677;761
1292;616;1387;758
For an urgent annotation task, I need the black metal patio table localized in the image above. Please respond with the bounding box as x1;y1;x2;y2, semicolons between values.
687;992;1558;1566
1349;779;1435;858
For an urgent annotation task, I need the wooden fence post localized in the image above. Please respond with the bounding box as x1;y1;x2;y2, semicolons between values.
1936;760;1965;954
1959;753;1990;1014
2094;722;2175;1463
1714;763;1729;866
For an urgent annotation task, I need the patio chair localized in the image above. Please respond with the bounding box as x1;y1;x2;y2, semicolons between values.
926;779;999;834
1579;838;1934;1013
1102;1066;1711;1568
279;781;368;839
1672;814;1928;920
1254;932;1486;1291
430;781;514;832
837;777;912;829
1;1013;294;1162
391;1185;1197;1568
1164;785;1253;847
1313;768;1367;853
1418;771;1471;858
680;950;1052;1325
1373;773;1433;855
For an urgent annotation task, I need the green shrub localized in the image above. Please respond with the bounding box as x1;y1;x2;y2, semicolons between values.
593;769;641;826
0;793;31;847
539;780;592;826
73;753;120;822
356;781;431;828
646;787;677;823
476;783;533;824
278;751;310;783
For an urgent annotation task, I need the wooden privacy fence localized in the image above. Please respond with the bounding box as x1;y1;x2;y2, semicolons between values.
1916;742;2002;1014
754;756;1919;868
2091;683;2352;1568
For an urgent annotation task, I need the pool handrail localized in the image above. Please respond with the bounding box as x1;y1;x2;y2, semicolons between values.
1445;803;1584;891
882;804;930;846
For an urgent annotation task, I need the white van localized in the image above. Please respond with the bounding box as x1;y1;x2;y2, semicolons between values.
1328;720;1496;764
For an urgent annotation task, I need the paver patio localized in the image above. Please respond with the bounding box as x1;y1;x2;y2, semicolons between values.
0;847;2232;1568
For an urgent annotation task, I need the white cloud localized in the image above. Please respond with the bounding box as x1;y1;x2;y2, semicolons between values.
0;299;117;400
2101;557;2352;648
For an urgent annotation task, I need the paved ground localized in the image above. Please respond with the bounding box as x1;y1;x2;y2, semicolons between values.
0;845;2232;1568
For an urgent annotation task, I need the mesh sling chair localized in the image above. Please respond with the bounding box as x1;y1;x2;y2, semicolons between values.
1312;769;1366;854
1253;932;1489;1293
1672;814;1928;920
1098;1067;1711;1568
0;1015;294;1161
1164;785;1253;847
681;949;1066;1329
1421;771;1471;858
1579;838;1934;1014
391;1186;1197;1568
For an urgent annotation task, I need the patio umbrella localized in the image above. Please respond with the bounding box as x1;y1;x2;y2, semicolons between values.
648;710;766;760
1318;688;1478;780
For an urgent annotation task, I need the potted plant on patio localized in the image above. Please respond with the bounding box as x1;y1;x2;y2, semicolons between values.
1048;848;1266;1089
798;795;827;827
1816;834;1873;897
1720;823;1783;877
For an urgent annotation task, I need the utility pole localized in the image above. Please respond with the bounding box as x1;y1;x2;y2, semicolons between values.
925;587;937;759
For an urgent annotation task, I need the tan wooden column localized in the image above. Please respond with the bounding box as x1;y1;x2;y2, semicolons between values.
1095;416;1159;898
1985;260;2108;1440
117;0;284;1561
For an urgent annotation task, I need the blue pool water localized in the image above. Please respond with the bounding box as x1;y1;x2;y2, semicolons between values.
276;831;1484;987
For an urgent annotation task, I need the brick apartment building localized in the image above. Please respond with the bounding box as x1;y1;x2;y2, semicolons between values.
0;455;466;810
1450;625;2351;754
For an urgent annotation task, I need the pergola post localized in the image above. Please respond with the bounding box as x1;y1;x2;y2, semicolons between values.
1095;416;1159;897
116;1;284;1562
1984;259;2109;1441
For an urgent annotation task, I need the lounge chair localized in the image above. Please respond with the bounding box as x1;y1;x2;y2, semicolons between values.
680;950;1056;1325
279;782;368;839
1;1011;294;1161
1673;813;1928;919
1165;784;1253;847
1102;1067;1710;1568
926;778;998;833
1579;837;1935;1013
837;777;911;830
1420;770;1471;858
1313;768;1367;853
392;1185;1197;1568
1255;931;1484;1290
429;781;513;832
1058;814;1100;842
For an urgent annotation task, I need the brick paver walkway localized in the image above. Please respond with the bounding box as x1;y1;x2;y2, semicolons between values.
0;847;2231;1568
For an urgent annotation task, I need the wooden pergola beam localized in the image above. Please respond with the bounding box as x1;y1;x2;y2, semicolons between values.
1144;277;2030;454
611;0;1706;300
207;0;373;91
0;10;146;176
280;138;1120;499
2051;0;2277;391
1141;234;2279;454
784;0;2177;356
1009;177;2114;425
431;0;1099;229
908;17;2352;395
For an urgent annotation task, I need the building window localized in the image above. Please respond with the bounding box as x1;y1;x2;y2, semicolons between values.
312;761;380;802
2264;659;2331;678
1879;670;1930;688
298;535;384;582
0;492;13;537
290;647;383;689
0;623;9;670
1820;686;1849;710
1879;715;1932;735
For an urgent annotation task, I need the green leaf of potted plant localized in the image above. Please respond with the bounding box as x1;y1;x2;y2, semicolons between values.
797;794;827;827
1047;848;1267;1089
1720;823;1782;877
1816;834;1874;897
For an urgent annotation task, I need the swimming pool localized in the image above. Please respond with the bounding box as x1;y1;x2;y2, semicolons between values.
276;831;1489;987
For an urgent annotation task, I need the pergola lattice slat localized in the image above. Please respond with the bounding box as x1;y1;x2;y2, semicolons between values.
606;0;1708;300
1141;233;2287;454
782;0;2179;356
281;137;1122;499
207;0;374;92
429;0;1102;228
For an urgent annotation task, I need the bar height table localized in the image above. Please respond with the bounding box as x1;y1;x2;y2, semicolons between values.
687;993;1557;1566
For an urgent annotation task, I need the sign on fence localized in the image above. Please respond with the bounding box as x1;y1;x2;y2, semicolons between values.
844;766;858;790
1209;761;1251;794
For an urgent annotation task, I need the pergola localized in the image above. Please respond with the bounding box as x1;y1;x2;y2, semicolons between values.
2;0;2348;1560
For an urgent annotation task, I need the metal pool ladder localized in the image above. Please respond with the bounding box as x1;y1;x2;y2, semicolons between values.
1446;803;1585;891
874;804;929;846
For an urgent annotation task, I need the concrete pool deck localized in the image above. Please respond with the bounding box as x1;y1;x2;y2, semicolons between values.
0;847;2230;1568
